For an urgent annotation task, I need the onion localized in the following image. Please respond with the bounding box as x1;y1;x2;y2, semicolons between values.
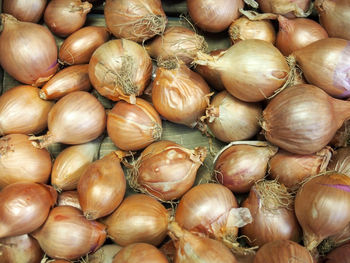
276;16;328;56
88;244;122;263
152;63;211;128
295;172;350;251
229;17;276;44
0;85;53;136
44;0;92;37
261;84;350;154
89;39;152;102
291;38;350;98
254;240;313;263
31;206;106;260
187;0;244;33
269;147;332;189
112;243;168;263
194;39;289;102
214;141;278;193
145;26;208;66
2;0;47;23
256;0;312;18
175;183;252;241
315;0;350;40
57;191;81;210
328;147;350;176
104;194;169;246
30;91;106;148
107;98;162;151
205;91;262;143
330;120;350;148
59;26;110;66
40;64;91;100
104;0;167;43
0;182;57;238
0;134;52;188
0;234;43;263
159;240;176;263
168;221;238;263
0;14;58;86
130;140;207;201
241;180;301;246
324;243;350;263
320;223;350;254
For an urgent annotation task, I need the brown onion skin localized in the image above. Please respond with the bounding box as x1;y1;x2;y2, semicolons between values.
276;16;328;56
107;98;162;151
44;0;92;37
262;84;350;155
0;234;43;263
0;86;53;136
256;0;311;18
104;194;169;247
324;243;350;263
187;0;244;33
0;134;52;188
3;0;47;23
330;120;350;148
292;38;350;98
31;206;106;260
0;14;58;86
59;26;110;66
328;147;350;176
0;182;57;238
105;0;167;43
295;172;350;251
254;240;313;263
40;64;91;100
57;191;81;210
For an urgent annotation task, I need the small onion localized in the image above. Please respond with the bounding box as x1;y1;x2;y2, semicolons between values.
112;243;168;263
0;134;52;188
57;191;81;210
2;0;47;23
0;14;58;86
152;63;211;128
107;98;162;151
40;64;91;100
256;0;312;18
0;182;57;238
324;243;350;263
214;141;278;193
59;26;110;66
104;194;169;246
89;39;152;102
295;172;350;251
328;147;350;176
130;140;207;201
44;0;92;37
88;244;122;263
104;0;167;43
276;16;328;56
31;206;106;260
0;86;53;136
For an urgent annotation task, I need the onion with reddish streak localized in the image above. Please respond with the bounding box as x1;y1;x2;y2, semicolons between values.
3;0;47;23
112;243;168;263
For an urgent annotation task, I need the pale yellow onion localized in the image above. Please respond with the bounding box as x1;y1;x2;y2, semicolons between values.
3;0;47;23
112;243;168;263
88;244;122;263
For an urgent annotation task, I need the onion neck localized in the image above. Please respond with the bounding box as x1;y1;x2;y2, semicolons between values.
29;133;56;149
0;14;19;33
303;230;323;252
332;98;350;126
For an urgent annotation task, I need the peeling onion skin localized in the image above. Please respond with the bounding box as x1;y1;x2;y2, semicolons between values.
57;191;81;210
3;0;47;23
256;0;312;18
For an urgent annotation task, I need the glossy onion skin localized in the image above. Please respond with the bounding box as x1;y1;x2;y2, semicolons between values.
57;191;82;210
3;0;47;23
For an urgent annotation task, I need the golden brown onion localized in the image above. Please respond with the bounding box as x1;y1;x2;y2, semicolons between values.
88;244;122;263
57;191;81;210
256;0;312;17
3;0;47;23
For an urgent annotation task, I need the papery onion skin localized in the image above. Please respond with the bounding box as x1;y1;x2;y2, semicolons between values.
59;26;110;66
328;147;350;176
31;206;106;260
105;0;167;43
276;16;328;56
330;120;350;148
0;182;57;238
256;0;311;18
88;244;122;263
3;0;47;23
324;243;350;263
57;191;81;210
295;172;350;251
104;194;169;246
89;39;152;101
107;98;162;151
0;86;53;136
0;134;52;188
0;14;58;86
40;64;91;100
44;0;92;37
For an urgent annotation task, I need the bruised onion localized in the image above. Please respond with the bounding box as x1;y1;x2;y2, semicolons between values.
0;182;57;238
104;194;169;246
44;0;92;37
256;0;312;17
0;134;52;188
40;64;91;100
57;191;81;210
214;141;278;193
3;0;47;23
0;86;53;135
105;0;167;43
129;140;207;201
261;84;350;154
0;14;58;86
295;172;350;251
88;244;122;263
112;243;168;263
31;206;106;260
328;147;350;176
89;39;152;102
324;243;350;263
